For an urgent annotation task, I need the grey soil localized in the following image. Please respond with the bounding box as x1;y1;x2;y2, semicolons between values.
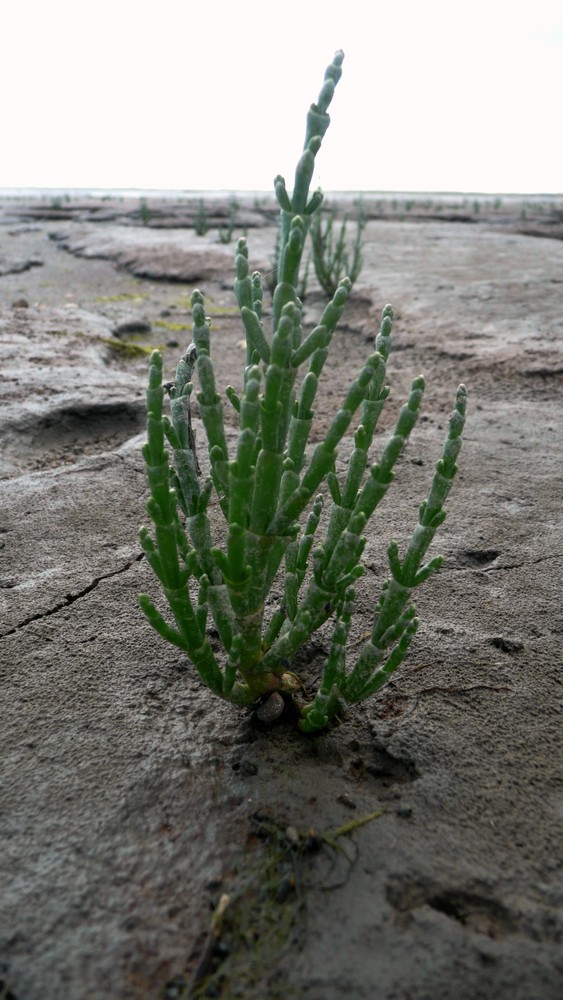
1;194;562;1000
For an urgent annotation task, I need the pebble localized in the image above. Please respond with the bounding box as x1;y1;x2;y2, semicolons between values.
396;805;413;819
256;691;285;723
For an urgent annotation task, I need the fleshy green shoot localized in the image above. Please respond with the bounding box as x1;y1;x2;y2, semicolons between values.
138;51;467;732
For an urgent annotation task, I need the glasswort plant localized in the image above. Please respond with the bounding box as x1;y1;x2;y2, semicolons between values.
310;200;366;296
139;51;467;732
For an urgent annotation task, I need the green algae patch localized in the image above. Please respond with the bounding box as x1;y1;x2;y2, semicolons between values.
172;814;309;999
45;327;161;359
96;292;149;303
171;808;385;998
154;320;193;332
101;337;156;359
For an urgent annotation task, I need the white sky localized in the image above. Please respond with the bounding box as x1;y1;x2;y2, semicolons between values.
2;0;562;194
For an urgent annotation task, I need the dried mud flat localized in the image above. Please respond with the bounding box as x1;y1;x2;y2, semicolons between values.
1;194;562;1000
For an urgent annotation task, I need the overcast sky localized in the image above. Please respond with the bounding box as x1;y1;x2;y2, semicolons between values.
2;0;562;194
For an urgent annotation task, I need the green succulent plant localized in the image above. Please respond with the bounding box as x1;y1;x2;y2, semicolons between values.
138;50;467;732
309;200;366;296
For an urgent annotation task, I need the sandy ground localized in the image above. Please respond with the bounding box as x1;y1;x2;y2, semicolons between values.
0;194;562;999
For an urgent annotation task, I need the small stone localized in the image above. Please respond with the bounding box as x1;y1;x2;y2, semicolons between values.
12;298;29;308
337;793;357;810
256;691;285;723
276;876;296;902
396;806;413;819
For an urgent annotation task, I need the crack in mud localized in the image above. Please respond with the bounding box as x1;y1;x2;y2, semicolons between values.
347;742;419;786
0;553;144;639
386;876;563;945
483;552;563;572
451;551;563;573
386;877;520;940
373;684;513;730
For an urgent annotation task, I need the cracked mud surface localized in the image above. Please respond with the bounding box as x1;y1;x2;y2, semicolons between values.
1;195;562;999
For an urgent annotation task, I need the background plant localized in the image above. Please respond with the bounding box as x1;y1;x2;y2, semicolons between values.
218;196;240;244
139;197;151;227
310;199;366;296
139;50;467;732
194;198;209;236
